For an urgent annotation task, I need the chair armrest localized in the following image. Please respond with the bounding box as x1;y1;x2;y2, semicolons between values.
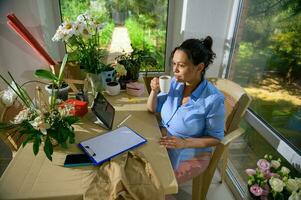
221;127;245;146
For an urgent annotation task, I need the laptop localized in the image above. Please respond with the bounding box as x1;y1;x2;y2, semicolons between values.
91;92;115;130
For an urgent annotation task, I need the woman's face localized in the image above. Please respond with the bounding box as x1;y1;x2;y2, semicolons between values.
172;50;203;83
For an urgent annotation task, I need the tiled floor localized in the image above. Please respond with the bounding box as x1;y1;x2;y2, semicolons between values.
174;170;235;200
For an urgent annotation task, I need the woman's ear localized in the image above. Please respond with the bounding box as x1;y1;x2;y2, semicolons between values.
197;63;205;72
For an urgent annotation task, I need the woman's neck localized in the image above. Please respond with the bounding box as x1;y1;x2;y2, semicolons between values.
185;78;202;93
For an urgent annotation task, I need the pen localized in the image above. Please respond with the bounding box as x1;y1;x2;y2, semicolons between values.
116;114;132;128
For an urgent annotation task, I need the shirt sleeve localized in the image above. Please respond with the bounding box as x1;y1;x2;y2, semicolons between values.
156;92;168;113
205;94;225;140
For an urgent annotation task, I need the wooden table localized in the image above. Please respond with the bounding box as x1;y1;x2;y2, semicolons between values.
0;90;178;200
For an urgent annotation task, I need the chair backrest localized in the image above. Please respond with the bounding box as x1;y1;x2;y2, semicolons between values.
207;77;251;134
192;78;252;200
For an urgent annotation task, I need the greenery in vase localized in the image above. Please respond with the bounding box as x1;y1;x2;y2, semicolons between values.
52;12;107;74
0;54;79;161
115;45;157;81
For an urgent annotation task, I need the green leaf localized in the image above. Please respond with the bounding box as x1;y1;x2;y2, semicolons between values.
22;134;34;147
63;116;80;125
57;54;68;85
35;69;58;82
0;122;17;130
33;136;41;155
44;136;53;161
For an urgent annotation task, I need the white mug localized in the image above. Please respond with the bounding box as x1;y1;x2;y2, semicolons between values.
106;81;120;96
159;75;171;93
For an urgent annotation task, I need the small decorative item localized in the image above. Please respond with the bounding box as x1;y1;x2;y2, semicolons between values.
126;82;144;96
246;154;301;200
0;54;79;161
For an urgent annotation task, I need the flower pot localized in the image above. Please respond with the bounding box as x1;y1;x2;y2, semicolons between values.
101;69;116;87
45;83;70;101
106;81;120;96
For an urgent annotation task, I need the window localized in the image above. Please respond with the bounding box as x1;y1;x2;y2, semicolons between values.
59;0;169;72
226;0;301;197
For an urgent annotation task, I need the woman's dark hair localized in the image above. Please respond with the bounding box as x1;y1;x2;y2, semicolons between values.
170;36;216;77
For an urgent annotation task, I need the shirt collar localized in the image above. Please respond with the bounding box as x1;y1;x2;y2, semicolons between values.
191;79;208;101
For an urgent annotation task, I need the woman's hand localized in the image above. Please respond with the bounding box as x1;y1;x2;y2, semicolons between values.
150;77;160;93
160;136;186;149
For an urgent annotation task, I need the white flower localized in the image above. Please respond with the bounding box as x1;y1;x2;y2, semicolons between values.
73;21;87;36
287;179;299;192
80;27;91;38
77;12;91;23
30;116;50;135
13;109;29;124
289;191;301;200
52;29;65;41
269;177;285;192
60;22;75;39
295;178;301;189
271;160;281;169
281;166;291;175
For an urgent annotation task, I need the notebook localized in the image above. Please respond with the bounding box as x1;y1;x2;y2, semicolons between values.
79;126;147;165
91;92;115;129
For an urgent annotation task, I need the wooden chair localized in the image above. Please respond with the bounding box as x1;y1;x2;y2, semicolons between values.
192;78;252;200
0;91;24;152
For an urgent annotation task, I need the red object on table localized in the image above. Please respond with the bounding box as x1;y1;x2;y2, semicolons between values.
6;13;56;65
61;99;88;117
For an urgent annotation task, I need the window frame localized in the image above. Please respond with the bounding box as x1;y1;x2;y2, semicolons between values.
223;0;301;198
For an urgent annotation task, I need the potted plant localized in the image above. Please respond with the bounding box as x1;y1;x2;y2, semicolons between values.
35;54;69;101
115;46;157;83
0;55;79;161
52;12;108;91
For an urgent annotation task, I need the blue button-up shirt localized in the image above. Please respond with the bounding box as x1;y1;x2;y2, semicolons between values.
156;77;225;169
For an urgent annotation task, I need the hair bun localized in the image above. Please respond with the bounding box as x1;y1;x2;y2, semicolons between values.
202;36;213;50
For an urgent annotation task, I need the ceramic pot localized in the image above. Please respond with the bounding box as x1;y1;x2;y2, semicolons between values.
45;83;70;101
106;81;120;96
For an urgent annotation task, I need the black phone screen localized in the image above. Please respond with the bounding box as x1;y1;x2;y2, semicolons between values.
64;154;93;167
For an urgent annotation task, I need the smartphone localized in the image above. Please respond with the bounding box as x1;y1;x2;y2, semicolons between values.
64;154;94;167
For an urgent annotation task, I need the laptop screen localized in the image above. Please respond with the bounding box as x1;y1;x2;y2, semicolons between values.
91;92;115;129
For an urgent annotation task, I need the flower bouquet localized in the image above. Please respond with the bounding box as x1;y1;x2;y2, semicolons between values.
246;154;301;200
0;54;79;161
52;12;107;74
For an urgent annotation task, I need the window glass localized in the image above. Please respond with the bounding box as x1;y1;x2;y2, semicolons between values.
59;0;168;72
229;0;301;152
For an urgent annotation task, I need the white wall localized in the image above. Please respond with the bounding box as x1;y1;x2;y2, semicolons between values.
0;0;63;91
166;0;236;77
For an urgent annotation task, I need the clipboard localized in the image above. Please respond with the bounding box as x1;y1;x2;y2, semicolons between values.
79;126;147;165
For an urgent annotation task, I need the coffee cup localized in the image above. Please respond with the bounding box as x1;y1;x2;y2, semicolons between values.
106;81;120;96
159;75;171;93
